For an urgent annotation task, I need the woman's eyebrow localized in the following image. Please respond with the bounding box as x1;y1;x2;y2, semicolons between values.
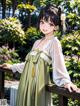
40;20;43;22
40;20;45;23
49;22;54;25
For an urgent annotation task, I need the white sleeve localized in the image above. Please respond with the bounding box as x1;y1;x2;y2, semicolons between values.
10;62;25;73
50;37;72;87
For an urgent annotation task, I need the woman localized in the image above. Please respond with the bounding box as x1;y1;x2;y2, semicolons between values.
0;4;80;106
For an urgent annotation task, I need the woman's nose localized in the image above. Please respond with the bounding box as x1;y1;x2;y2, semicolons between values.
43;24;47;28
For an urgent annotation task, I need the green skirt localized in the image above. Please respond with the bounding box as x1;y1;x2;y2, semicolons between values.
16;49;53;106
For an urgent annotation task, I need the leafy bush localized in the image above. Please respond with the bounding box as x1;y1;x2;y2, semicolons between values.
0;45;20;64
61;30;80;56
44;0;63;6
62;0;80;31
0;45;21;80
25;27;42;42
0;17;25;45
24;27;43;48
16;27;43;60
6;0;12;8
17;3;36;13
16;3;37;29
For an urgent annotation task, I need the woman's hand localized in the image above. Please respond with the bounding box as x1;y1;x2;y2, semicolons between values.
0;63;12;70
64;83;80;93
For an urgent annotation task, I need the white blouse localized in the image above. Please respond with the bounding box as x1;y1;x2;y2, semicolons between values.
11;36;71;87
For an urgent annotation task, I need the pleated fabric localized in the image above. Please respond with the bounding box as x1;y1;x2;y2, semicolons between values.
16;49;52;106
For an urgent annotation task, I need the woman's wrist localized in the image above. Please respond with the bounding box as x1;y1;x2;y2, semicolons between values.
63;82;72;87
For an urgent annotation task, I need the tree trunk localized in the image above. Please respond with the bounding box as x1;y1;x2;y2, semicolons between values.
12;0;16;16
1;0;6;18
28;12;31;27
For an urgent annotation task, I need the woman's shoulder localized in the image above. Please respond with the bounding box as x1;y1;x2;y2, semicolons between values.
51;36;62;49
34;39;41;44
32;39;41;48
52;36;60;44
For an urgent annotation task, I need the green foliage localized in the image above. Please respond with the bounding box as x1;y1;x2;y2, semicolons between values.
65;57;80;80
0;17;25;45
17;3;36;13
16;3;37;29
25;27;42;42
44;0;63;6
33;0;41;7
54;31;62;39
16;27;42;60
0;45;20;64
68;99;80;106
61;31;80;56
6;0;12;8
24;27;42;50
0;45;21;80
52;94;59;106
62;0;80;31
33;0;63;7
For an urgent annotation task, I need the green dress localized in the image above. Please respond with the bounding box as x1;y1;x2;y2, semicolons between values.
16;49;53;106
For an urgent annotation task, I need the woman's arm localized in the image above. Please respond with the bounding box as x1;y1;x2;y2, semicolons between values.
0;40;39;73
0;62;25;73
10;62;25;73
0;40;40;73
50;37;79;92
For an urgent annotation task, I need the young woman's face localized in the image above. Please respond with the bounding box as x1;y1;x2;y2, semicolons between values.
39;18;56;36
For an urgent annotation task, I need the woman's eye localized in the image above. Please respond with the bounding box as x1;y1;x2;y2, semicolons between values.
49;23;54;26
40;21;44;24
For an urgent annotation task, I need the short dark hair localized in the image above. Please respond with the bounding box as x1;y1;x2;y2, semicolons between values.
37;4;62;29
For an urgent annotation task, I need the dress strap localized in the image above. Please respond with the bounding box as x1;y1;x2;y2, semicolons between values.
30;49;52;65
40;52;52;65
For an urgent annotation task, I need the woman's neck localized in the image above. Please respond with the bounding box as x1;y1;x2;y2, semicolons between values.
44;32;54;38
44;34;54;39
41;35;54;41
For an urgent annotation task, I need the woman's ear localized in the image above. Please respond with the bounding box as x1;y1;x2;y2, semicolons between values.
53;26;57;31
54;25;59;31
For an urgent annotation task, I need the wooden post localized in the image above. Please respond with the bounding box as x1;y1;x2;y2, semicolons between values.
58;95;68;106
0;67;12;99
0;71;4;99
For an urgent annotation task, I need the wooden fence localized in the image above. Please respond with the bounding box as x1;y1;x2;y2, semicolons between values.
0;68;80;106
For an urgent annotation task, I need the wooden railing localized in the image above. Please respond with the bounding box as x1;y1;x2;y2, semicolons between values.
0;68;80;106
46;84;80;106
